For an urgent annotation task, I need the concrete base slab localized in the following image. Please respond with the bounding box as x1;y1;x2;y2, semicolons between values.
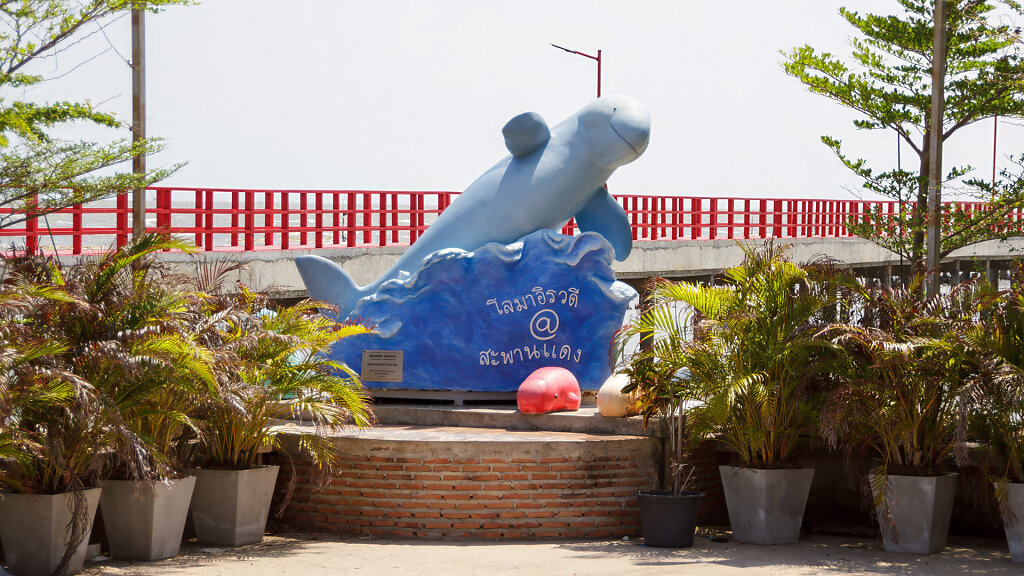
99;476;195;561
367;405;662;437
0;488;101;576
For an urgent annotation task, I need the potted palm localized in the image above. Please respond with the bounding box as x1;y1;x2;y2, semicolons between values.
3;236;218;564
966;275;1024;562
622;243;841;545
821;277;980;555
0;259;105;576
188;289;374;546
55;235;221;562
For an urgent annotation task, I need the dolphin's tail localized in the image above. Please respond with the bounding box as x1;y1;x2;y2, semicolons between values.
295;255;366;319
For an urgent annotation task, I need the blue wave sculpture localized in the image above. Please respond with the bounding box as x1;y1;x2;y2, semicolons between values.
328;230;637;391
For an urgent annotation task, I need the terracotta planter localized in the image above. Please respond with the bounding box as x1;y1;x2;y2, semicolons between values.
189;466;279;546
0;488;101;576
99;476;195;561
719;466;814;545
877;473;957;555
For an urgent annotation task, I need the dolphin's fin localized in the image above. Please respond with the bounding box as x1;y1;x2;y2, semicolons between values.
295;255;365;319
502;112;551;157
573;186;633;261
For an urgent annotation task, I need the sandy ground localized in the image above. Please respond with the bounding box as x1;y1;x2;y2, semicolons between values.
34;531;1015;576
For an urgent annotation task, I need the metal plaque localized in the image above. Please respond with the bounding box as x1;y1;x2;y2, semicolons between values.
361;350;404;383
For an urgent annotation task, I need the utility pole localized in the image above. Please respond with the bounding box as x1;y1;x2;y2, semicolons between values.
131;9;146;236
926;0;946;298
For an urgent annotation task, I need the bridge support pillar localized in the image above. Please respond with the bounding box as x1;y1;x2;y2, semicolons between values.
959;260;972;285
986;260;996;287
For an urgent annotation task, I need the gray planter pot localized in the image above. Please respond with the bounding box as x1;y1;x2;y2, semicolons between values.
189;466;279;546
98;476;196;561
0;488;101;576
878;473;957;555
999;481;1024;563
719;465;814;545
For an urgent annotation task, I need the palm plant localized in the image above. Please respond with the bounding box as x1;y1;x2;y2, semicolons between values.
0;275;87;494
0;258;112;575
192;286;374;476
819;276;985;538
963;271;1024;523
616;241;843;469
18;234;221;483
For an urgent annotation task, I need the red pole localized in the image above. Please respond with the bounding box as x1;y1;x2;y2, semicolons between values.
993;115;998;197
596;50;601;97
25;194;37;255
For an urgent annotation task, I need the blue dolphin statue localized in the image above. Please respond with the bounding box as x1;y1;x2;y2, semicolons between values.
296;95;651;318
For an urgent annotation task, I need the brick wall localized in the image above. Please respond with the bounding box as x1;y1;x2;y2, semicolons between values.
686;440;728;525
273;432;661;539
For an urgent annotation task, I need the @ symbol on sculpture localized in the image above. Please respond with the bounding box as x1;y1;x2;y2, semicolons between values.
530;309;560;341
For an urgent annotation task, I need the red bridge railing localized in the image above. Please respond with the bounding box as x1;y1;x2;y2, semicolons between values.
0;187;1012;255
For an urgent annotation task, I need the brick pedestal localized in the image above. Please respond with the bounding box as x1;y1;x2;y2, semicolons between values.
273;425;660;539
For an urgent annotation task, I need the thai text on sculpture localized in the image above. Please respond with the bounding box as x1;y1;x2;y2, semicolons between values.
296;95;651;318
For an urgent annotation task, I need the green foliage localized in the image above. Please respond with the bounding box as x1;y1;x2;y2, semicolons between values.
819;275;987;538
0;277;84;494
0;232;372;569
971;284;1024;484
1;233;374;491
783;0;1024;269
191;286;373;477
0;138;181;229
0;1;190;230
961;269;1024;522
617;349;691;495
1;233;218;486
820;277;984;474
615;242;845;469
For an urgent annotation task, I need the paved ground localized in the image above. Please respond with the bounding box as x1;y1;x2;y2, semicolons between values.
57;531;1019;576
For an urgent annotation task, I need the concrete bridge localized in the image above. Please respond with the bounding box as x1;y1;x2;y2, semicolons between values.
159;235;1024;300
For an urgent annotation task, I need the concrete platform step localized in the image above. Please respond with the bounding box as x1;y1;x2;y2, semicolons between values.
370;405;663;437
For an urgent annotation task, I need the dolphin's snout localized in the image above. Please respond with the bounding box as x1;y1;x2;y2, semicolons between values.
579;95;651;168
609;98;651;158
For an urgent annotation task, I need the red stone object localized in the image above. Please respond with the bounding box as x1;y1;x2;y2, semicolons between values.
516;367;582;414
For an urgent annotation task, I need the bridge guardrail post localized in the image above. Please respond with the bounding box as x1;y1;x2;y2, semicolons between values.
245;190;255;251
281;191;290;250
72;202;82;254
117;192;129;248
346;192;356;248
204;189;215;251
231;191;240;248
24;194;38;254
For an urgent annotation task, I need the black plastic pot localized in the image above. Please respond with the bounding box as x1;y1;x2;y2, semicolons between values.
637;490;704;547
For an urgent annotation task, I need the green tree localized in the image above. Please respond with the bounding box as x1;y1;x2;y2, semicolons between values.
783;0;1024;277
0;1;188;231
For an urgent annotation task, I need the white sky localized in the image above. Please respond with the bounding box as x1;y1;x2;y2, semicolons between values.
18;0;1024;200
